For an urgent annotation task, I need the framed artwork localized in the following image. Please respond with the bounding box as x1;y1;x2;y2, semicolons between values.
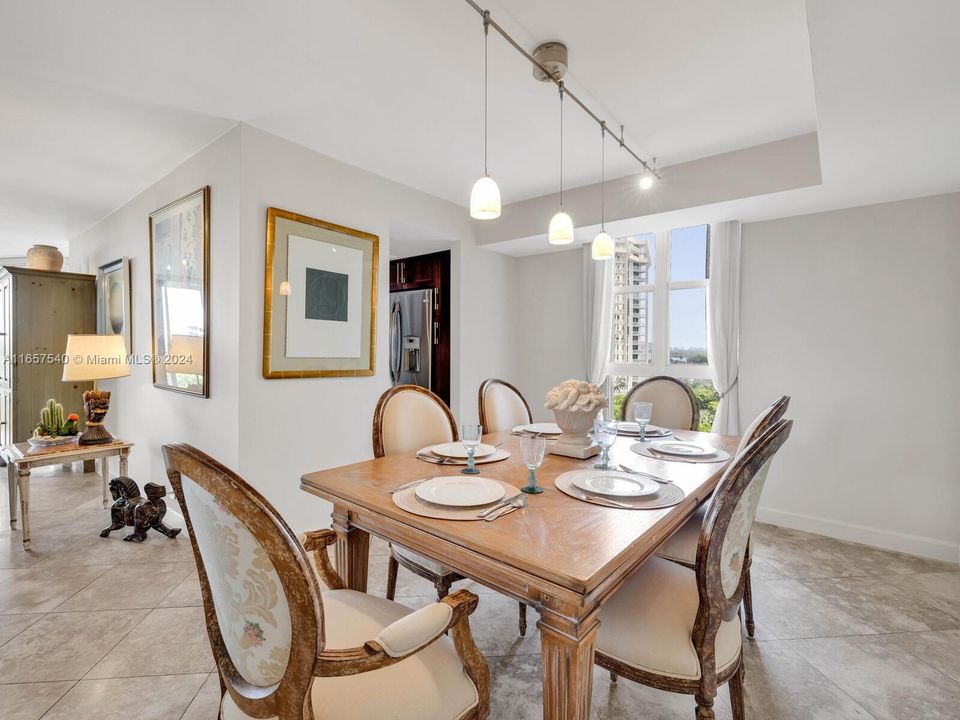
148;186;210;397
263;207;378;378
97;257;132;354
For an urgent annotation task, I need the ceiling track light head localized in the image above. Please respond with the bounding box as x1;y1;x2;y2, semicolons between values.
532;42;568;82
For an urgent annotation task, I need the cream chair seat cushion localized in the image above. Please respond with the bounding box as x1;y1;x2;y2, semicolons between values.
392;545;455;576
597;556;741;681
623;379;695;430
381;390;455;457
482;383;531;433
221;589;479;720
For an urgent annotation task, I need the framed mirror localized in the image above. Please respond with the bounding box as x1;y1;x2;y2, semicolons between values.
148;186;210;397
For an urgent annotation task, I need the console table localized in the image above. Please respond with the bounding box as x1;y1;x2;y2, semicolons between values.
4;439;133;549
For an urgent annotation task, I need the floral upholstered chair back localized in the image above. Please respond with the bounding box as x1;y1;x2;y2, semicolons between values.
694;420;792;640
163;444;323;719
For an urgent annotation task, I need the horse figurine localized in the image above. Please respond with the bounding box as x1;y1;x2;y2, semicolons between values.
100;477;182;542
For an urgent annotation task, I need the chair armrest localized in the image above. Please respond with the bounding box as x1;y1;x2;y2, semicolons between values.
314;589;484;677
299;529;346;590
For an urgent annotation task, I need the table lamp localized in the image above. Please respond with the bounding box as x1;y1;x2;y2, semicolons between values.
62;334;130;445
166;334;204;390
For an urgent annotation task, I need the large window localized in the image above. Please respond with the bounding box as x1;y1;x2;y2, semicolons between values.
609;225;718;430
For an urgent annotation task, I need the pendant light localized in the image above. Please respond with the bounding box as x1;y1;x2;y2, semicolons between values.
470;12;501;220
592;123;614;260
548;83;574;244
639;157;656;190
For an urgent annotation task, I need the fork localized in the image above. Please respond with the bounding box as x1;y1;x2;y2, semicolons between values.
618;465;672;484
484;494;527;521
567;487;635;509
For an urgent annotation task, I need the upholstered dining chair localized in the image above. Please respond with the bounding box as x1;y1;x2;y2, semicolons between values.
621;375;700;430
478;378;533;433
373;384;529;636
162;443;490;720
597;419;792;720
655;396;790;637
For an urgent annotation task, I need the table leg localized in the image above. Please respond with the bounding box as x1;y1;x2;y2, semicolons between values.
119;450;129;478
101;456;110;506
331;506;370;592
7;460;17;529
18;466;30;550
538;605;600;720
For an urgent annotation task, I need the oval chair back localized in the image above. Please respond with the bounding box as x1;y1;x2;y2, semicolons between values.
621;376;699;430
372;384;458;458
478;379;532;433
163;443;323;720
692;419;792;687
736;395;790;453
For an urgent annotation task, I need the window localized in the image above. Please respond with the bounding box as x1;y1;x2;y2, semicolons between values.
609;225;718;430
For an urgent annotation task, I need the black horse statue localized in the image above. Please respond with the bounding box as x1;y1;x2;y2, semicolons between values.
100;477;182;542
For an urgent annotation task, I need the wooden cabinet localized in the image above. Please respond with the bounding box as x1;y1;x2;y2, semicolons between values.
0;267;96;453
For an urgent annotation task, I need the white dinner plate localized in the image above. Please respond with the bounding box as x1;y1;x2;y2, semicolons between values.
430;442;497;459
415;476;505;507
570;470;660;498
616;422;671;437
648;441;717;457
517;423;562;435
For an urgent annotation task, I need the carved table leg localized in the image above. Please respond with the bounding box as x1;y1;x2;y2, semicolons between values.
7;460;17;529
100;457;110;506
332;506;370;592
119;450;129;478
538;604;599;720
18;466;30;550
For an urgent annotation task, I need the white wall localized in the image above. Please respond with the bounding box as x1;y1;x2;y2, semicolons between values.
741;192;960;562
70;127;242;485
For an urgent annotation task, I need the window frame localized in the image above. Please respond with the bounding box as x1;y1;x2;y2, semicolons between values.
609;225;712;382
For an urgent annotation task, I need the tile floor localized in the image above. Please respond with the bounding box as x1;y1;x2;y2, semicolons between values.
1;466;958;719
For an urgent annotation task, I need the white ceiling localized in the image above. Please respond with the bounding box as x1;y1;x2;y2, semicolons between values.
0;0;817;255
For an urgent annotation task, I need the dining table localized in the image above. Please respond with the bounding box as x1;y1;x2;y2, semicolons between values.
300;428;739;720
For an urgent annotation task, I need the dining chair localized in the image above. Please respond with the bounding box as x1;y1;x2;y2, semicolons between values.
654;396;790;637
597;419;792;720
621;375;700;430
162;443;490;720
478;378;533;433
373;384;529;636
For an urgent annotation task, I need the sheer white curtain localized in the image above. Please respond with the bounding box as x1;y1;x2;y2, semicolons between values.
582;244;613;386
707;220;741;434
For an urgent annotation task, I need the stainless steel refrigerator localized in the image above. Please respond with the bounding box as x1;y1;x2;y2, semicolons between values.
389;288;433;390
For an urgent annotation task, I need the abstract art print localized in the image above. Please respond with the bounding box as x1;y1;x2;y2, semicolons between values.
263;208;378;378
97;257;132;354
148;186;210;397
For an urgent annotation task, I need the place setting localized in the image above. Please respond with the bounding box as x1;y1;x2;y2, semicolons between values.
390;473;526;522
511;421;562;437
630;438;731;464
416;424;511;470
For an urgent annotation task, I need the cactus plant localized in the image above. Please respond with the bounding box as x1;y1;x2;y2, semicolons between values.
33;398;78;438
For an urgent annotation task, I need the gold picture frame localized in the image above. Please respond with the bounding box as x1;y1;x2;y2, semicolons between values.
263;208;378;378
148;186;211;397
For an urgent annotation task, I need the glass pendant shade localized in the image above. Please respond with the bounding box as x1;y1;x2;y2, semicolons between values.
470;174;501;219
548;210;574;245
591;231;614;260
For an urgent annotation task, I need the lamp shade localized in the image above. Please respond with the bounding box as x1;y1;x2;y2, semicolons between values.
591;231;614;260
548;210;574;245
167;335;204;374
62;334;130;382
470;175;501;219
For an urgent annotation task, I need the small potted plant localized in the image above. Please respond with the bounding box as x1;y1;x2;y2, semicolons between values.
29;399;80;448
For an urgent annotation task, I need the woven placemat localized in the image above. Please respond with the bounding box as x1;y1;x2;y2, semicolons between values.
416;447;511;466
630;442;731;464
393;478;521;520
555;471;685;509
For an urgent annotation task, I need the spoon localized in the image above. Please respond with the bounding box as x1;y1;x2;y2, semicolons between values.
485;494;527;521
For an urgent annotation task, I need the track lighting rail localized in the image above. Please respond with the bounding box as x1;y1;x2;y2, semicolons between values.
462;0;661;180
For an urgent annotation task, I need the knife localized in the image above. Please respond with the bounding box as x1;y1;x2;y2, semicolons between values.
567;487;635;509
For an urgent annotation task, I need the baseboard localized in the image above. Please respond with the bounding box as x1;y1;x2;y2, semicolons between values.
756;506;960;565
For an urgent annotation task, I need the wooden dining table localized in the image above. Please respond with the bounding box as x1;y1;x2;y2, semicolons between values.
300;428;739;720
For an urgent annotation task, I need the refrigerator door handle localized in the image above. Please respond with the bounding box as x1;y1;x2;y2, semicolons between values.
389;303;402;384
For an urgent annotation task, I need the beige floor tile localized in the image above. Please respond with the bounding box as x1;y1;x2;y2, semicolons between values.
181;672;223;720
34;532;194;567
1;680;75;720
0;530;79;569
42;674;208;720
879;572;960;618
801;576;960;632
0;612;43;645
593;669;733;720
887;630;960;684
738;640;873;719
54;562;194;611
0;608;148;681
789;634;960;720
86;605;214;678
158;569;203;607
0;567;18;583
750;578;877;639
0;564;113;613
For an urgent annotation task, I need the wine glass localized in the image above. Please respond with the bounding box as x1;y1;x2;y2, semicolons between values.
631;401;653;442
520;435;546;494
592;418;618;470
461;423;483;475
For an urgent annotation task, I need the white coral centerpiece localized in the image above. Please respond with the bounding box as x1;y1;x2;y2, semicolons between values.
545;380;608;447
